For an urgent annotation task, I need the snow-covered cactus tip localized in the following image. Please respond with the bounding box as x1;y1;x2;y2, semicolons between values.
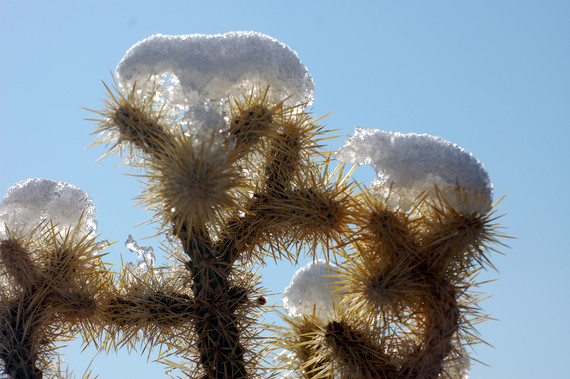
283;260;338;320
336;127;493;213
0;178;97;239
116;31;314;128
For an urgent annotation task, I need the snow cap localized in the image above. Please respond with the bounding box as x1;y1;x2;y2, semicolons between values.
116;32;314;128
283;260;338;320
0;179;97;239
336;128;493;213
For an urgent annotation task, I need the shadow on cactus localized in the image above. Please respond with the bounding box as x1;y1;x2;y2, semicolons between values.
0;32;507;378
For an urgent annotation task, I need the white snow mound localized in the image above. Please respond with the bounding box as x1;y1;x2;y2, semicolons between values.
116;31;314;129
283;260;338;320
336;128;493;213
0;178;97;239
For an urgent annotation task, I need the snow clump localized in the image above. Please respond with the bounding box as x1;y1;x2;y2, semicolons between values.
116;31;314;130
336;128;493;213
0;178;97;239
283;260;339;320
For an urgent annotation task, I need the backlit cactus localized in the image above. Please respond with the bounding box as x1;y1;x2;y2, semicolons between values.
0;32;505;378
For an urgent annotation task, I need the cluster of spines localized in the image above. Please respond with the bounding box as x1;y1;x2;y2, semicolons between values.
0;223;111;379
278;188;505;378
87;78;175;163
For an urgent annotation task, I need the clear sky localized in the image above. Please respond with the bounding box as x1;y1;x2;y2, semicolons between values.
1;1;569;378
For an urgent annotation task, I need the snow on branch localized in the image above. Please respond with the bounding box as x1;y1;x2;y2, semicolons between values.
0;178;97;239
336;128;493;213
116;31;314;130
283;260;338;320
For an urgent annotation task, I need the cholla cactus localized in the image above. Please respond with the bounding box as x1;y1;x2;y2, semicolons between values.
87;31;354;378
0;179;110;378
278;129;504;378
0;32;505;379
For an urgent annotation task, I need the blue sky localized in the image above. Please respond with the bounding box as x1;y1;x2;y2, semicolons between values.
1;1;569;378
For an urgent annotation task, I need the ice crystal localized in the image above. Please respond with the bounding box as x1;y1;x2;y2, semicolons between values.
444;345;471;379
125;234;155;271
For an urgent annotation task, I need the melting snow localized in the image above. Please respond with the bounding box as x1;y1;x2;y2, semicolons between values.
125;234;155;271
